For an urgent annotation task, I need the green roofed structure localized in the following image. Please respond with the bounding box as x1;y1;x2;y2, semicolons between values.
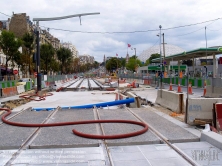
151;47;222;77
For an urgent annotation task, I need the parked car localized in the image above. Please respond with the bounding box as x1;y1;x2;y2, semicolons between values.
16;78;34;86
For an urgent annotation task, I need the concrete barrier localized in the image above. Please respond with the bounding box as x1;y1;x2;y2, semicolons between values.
187;98;222;125
201;132;222;150
155;90;184;113
126;91;140;108
206;85;222;97
17;85;25;94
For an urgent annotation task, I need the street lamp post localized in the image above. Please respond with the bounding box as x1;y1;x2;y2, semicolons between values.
204;65;207;79
33;12;100;93
159;25;162;94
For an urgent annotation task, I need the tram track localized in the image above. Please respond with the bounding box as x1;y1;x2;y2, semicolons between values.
126;107;200;166
3;107;60;166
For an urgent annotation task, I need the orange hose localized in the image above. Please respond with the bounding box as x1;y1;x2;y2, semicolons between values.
0;108;148;139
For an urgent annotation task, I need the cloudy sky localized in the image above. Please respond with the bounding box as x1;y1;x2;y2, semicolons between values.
1;0;222;62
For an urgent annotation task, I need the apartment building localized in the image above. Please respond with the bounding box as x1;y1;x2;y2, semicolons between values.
61;42;79;58
79;54;94;65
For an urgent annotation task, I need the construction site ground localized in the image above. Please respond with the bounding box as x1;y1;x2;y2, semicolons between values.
0;82;221;166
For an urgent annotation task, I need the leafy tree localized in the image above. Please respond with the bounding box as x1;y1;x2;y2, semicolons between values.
144;59;150;66
0;30;22;78
125;56;142;72
40;44;55;74
93;61;99;69
148;53;160;64
56;47;72;74
105;57;122;72
12;51;23;77
120;58;126;68
49;59;60;73
73;58;80;73
22;33;35;75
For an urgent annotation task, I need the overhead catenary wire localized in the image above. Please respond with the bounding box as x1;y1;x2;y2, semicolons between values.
39;17;222;34
164;18;219;37
0;11;11;17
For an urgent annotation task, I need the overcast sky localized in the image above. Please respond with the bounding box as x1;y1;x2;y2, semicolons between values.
1;0;222;62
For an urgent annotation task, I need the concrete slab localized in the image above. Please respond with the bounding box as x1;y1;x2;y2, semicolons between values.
174;142;222;166
131;87;157;103
97;109;160;146
0;150;17;166
129;108;199;143
12;147;106;165
145;106;201;137
0;108;51;150
108;144;191;166
12;91;117;112
30;109;100;149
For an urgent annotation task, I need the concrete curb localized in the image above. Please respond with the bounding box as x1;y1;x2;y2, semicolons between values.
200;131;222;150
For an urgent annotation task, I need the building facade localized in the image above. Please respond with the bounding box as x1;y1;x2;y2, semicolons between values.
61;42;78;58
79;54;94;65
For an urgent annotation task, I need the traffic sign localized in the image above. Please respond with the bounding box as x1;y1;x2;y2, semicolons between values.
13;70;18;75
34;72;37;77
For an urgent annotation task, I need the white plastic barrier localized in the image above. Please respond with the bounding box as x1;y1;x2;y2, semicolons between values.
187;98;222;125
17;85;25;94
155;90;184;113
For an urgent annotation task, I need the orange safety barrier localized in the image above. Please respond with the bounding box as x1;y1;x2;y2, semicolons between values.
2;87;17;97
202;81;207;97
127;80;136;88
188;82;193;95
2;88;9;97
144;80;150;85
168;82;173;91
177;82;182;93
179;71;183;78
164;71;167;78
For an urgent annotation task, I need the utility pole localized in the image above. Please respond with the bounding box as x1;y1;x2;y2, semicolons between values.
33;12;100;93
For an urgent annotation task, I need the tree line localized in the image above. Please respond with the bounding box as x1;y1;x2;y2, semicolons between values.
105;53;161;73
0;30;99;77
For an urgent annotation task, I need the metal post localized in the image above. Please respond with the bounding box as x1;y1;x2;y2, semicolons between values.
205;26;208;81
159;25;162;97
185;67;189;124
135;48;136;73
36;21;41;92
33;12;100;93
117;57;119;100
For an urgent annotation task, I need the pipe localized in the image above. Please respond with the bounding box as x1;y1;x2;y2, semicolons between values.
0;108;148;139
33;98;135;111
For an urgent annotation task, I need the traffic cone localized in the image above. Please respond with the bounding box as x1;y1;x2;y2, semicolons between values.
168;82;173;91
202;81;207;97
188;82;193;95
177;82;182;93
